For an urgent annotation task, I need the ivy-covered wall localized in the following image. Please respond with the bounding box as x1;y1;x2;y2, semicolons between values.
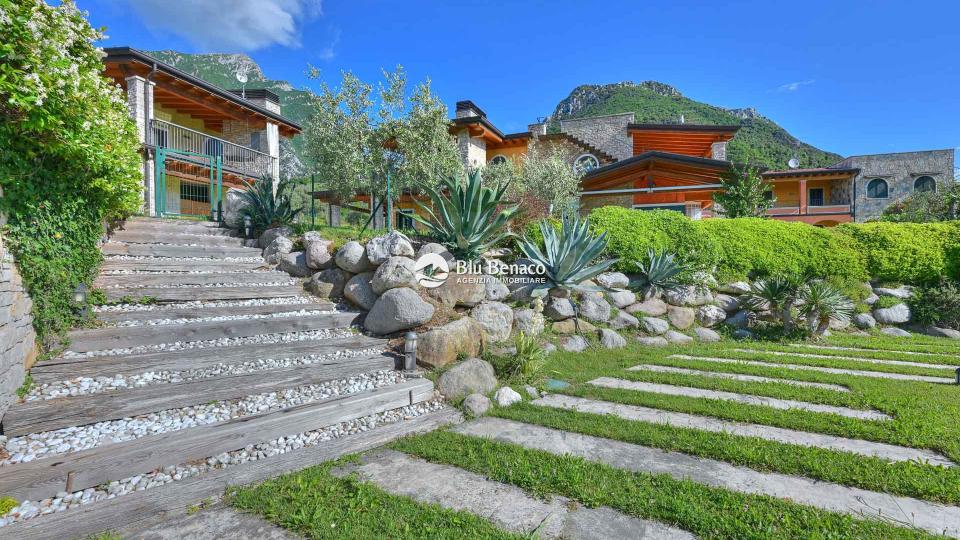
0;234;35;421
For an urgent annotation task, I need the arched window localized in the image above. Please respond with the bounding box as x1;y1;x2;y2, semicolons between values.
866;178;888;199
573;154;600;174
488;155;508;166
914;175;936;193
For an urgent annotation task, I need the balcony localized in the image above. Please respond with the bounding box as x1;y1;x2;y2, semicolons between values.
766;204;852;217
148;119;276;181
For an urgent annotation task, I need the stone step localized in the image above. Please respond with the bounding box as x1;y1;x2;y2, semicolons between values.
31;334;387;383
107;231;247;247
733;348;960;371
588;377;891;421
0;408;460;540
534;394;952;466
332;449;693;540
101;242;261;259
626;364;850;392
4;354;396;436
101;285;304;302
100;259;269;273
95;301;335;324
0;379;435;502
670;354;956;385
452;418;960;539
120;217;232;235
94;271;291;289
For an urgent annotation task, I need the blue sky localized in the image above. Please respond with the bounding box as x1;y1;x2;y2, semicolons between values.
82;0;958;162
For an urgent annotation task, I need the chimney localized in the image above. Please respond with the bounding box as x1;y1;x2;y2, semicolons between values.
455;100;486;119
527;122;547;136
228;88;281;114
711;141;728;161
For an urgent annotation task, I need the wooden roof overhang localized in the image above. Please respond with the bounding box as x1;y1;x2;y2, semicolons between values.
580;151;731;193
627;124;739;158
761;167;860;182
102;47;301;137
450;116;510;145
487;132;532;151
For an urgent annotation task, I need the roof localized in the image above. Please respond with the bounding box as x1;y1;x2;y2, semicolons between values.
626;123;741;133
455;100;488;118
450;115;505;141
102;47;301;134
582;151;731;181
762;167;860;179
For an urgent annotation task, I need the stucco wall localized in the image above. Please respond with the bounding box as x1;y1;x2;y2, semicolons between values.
0;235;37;424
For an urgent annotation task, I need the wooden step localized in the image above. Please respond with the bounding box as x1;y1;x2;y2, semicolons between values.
95;301;335;324
0;379;434;501
67;312;361;353
1;409;461;540
107;231;247;247
31;334;387;383
120;218;232;234
101;285;304;302
94;271;291;289
100;259;270;273
102;242;261;259
5;354;396;436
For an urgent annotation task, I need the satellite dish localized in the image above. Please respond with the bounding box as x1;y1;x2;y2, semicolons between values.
788;158;800;169
236;72;248;84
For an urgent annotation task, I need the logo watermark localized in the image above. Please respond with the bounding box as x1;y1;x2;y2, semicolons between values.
413;253;547;287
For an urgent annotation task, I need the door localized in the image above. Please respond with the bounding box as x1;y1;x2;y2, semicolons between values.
808;188;825;207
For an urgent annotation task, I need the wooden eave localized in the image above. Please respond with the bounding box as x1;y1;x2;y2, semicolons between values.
581;152;730;191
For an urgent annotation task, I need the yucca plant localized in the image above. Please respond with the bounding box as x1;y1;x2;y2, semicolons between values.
630;249;688;300
239;177;302;233
412;170;519;261
741;275;804;331
516;210;618;298
798;280;854;336
499;332;548;383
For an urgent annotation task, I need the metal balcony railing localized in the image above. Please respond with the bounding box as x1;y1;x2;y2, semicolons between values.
148;119;276;180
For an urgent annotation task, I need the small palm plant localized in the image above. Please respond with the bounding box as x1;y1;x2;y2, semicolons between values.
741;275;804;331
630;249;688;300
412;170;519;261
798;281;854;336
239;177;302;233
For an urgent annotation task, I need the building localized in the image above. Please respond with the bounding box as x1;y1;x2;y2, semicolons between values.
102;48;302;219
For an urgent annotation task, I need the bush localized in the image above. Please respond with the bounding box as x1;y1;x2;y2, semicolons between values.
909;281;960;329
589;207;719;272
835;222;960;285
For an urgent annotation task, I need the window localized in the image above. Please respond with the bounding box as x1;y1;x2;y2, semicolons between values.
250;132;262;152
914;175;936;193
488;155;508;166
573;154;600;174
809;188;825;206
866;178;888;199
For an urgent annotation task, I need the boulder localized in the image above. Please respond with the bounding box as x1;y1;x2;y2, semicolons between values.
470;301;514;342
578;293;611;323
417;317;486;369
609;311;640;330
552;319;596;335
874;286;912;299
222;187;249;229
626;298;668;317
921;326;960;339
426;272;486;307
304;279;333;299
853;313;877;330
606;289;637;309
494;387;523;407
696;305;728;328
263;236;294;265
561;335;589;352
344;272;378;310
302;232;334;270
416;242;455;264
880;327;912;338
524;385;540;399
724;310;752;329
714;294;740;313
667;306;696;330
311;268;352;298
484;247;512;259
549;287;572;299
732;329;754;340
279;251;311;277
664;286;714;307
543;343;557;354
718;281;751;295
863;293;879;305
366;231;415;265
513;308;545;336
336;241;373;273
598;328;627;349
364;288;435;335
873;303;911;324
463;393;491;417
664;330;694;344
640;317;669;335
637;336;669;347
829;317;851;330
484;276;510;302
690;271;718;290
437;358;497;399
596;272;630;289
693;327;722;342
258;226;293;249
544;297;576;321
372;256;418;294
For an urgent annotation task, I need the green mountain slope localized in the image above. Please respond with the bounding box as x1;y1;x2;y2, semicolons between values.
550;81;842;168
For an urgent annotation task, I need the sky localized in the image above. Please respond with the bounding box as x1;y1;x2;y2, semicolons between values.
80;0;959;163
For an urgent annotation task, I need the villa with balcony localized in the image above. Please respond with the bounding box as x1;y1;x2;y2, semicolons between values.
102;48;302;219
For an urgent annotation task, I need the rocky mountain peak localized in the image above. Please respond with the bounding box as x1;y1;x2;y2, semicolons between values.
551;81;682;119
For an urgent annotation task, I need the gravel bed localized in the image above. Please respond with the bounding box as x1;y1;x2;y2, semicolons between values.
93;296;314;313
104;255;264;263
109;309;336;328
5;370;404;464
0;398;446;527
99;280;296;289
100;269;274;275
61;328;357;359
27;346;383;401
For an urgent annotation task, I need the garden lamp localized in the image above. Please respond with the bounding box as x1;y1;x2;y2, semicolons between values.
72;283;88;305
403;331;418;372
243;215;253;239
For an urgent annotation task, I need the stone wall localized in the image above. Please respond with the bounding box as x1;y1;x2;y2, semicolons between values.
457;130;487;170
579;180;634;214
0;235;36;423
833;150;955;222
559;113;635;161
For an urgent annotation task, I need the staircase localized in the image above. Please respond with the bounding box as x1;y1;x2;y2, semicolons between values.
0;217;451;538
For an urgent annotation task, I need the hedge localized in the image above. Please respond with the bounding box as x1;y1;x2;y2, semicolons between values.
834;221;960;285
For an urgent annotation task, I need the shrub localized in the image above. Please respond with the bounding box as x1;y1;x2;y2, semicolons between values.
909;281;960;329
589;207;719;272
239;177;302;234
872;296;902;309
797;281;854;336
493;332;548;383
835;221;960;285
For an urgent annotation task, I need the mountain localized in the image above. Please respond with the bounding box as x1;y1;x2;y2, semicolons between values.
549;81;842;168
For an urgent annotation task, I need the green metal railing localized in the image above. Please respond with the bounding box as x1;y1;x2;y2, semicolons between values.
154;147;222;220
149;119;276;180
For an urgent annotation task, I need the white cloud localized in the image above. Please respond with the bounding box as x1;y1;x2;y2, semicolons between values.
317;28;341;60
130;0;322;51
777;79;815;92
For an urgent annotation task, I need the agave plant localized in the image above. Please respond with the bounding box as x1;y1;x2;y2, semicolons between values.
239;177;302;232
412;170;519;261
630;249;688;300
798;281;854;336
741;275;804;331
516;210;618;298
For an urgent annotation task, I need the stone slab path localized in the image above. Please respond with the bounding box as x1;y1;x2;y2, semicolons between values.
791;343;945;357
333;449;694;540
588;377;891;421
127;505;299;540
453;418;960;538
670;354;956;384
627;364;849;392
533;394;953;466
733;349;960;370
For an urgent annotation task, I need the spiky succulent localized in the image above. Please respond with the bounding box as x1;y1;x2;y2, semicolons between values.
412;170;519;261
238;176;301;232
630;249;688;300
798;280;854;336
741;275;804;331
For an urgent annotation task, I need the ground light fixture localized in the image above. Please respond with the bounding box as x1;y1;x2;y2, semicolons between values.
403;331;418;372
243;215;254;239
73;283;90;319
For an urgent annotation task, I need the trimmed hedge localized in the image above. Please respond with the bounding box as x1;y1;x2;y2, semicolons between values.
834;222;960;285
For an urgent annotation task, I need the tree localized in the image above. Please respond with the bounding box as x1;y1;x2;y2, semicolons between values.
712;163;773;218
880;182;960;223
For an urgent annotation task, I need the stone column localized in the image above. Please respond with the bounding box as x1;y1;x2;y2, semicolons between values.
125;75;156;216
266;121;280;189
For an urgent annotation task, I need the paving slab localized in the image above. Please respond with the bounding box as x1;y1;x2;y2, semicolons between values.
127;505;298;540
588;377;891;421
733;349;959;371
670;354;956;385
333;449;694;540
533;394;952;466
627;364;849;392
791;343;945;357
453;417;960;539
